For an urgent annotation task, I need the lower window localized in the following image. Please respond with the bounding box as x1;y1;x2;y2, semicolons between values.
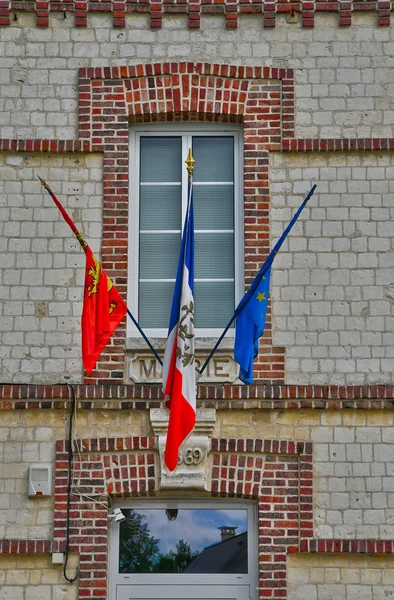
110;500;257;600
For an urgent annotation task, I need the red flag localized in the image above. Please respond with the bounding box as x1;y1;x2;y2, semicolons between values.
38;177;127;374
82;245;127;373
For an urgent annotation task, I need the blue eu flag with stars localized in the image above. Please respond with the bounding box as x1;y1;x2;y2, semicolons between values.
233;183;317;385
234;266;271;384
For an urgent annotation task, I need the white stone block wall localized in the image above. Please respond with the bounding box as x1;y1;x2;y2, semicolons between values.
0;153;103;384
311;412;394;539
270;152;394;385
217;409;394;540
0;13;394;140
0;409;147;540
0;554;79;598
288;554;394;600
0;412;57;540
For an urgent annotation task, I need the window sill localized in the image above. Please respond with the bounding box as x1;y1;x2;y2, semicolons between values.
125;337;234;351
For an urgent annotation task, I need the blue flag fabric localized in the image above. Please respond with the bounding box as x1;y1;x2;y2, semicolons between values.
233;183;317;384
234;266;271;384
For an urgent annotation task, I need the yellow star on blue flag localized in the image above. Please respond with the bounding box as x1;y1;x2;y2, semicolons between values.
234;266;271;384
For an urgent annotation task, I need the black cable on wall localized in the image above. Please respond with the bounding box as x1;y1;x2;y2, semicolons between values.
63;383;80;583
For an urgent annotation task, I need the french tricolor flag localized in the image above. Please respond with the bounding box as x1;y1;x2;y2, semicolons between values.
163;182;196;472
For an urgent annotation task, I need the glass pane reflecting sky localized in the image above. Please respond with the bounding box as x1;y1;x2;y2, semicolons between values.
119;508;248;574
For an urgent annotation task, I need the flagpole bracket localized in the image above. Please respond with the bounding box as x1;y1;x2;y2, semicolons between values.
150;409;216;490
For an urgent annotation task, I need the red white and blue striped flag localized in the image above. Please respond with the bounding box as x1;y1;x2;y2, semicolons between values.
163;182;196;472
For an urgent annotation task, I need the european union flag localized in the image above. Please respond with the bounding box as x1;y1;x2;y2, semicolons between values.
233;183;317;384
234;267;271;384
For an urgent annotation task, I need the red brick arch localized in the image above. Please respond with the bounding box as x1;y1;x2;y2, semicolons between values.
79;63;295;384
54;435;312;600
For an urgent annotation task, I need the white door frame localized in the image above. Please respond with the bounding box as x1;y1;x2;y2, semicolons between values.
109;498;258;600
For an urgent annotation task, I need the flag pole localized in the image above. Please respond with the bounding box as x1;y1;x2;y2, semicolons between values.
198;183;317;376
127;309;163;367
163;149;196;471
38;175;163;368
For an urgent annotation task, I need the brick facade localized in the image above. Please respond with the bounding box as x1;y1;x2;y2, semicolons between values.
4;60;394;385
2;387;394;598
1;425;394;599
2;6;394;600
2;50;394;384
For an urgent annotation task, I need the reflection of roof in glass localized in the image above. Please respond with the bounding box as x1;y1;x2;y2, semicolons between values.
184;532;247;574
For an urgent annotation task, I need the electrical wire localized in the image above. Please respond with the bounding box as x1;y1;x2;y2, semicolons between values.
63;383;80;583
62;383;114;584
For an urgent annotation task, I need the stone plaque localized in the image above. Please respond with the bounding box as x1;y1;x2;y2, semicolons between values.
126;349;239;384
150;409;216;490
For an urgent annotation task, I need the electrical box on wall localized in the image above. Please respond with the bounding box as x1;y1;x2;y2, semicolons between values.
28;465;52;497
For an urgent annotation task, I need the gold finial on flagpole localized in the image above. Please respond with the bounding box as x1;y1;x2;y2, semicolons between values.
185;148;195;176
37;175;52;194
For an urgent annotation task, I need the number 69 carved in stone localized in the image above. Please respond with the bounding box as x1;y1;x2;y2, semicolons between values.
178;447;203;465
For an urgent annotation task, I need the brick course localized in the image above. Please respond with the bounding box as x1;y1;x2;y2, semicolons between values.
1;0;394;29
2;382;394;406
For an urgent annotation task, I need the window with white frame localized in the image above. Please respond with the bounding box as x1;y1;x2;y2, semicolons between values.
128;125;243;337
109;498;258;600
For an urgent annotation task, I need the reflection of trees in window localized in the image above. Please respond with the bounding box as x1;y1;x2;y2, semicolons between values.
119;510;198;574
119;510;160;573
155;539;198;573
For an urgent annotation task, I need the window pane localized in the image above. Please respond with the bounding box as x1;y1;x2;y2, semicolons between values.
139;282;175;328
119;508;248;574
193;137;234;182
195;281;234;328
136;133;237;331
140;137;182;183
195;233;234;279
194;185;234;230
140;185;181;231
140;233;180;279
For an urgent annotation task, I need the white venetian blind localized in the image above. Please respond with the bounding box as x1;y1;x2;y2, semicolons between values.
138;135;235;330
139;136;182;328
192;136;235;328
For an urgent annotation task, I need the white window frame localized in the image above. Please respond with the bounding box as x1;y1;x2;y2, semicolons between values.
128;123;244;339
109;498;258;600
